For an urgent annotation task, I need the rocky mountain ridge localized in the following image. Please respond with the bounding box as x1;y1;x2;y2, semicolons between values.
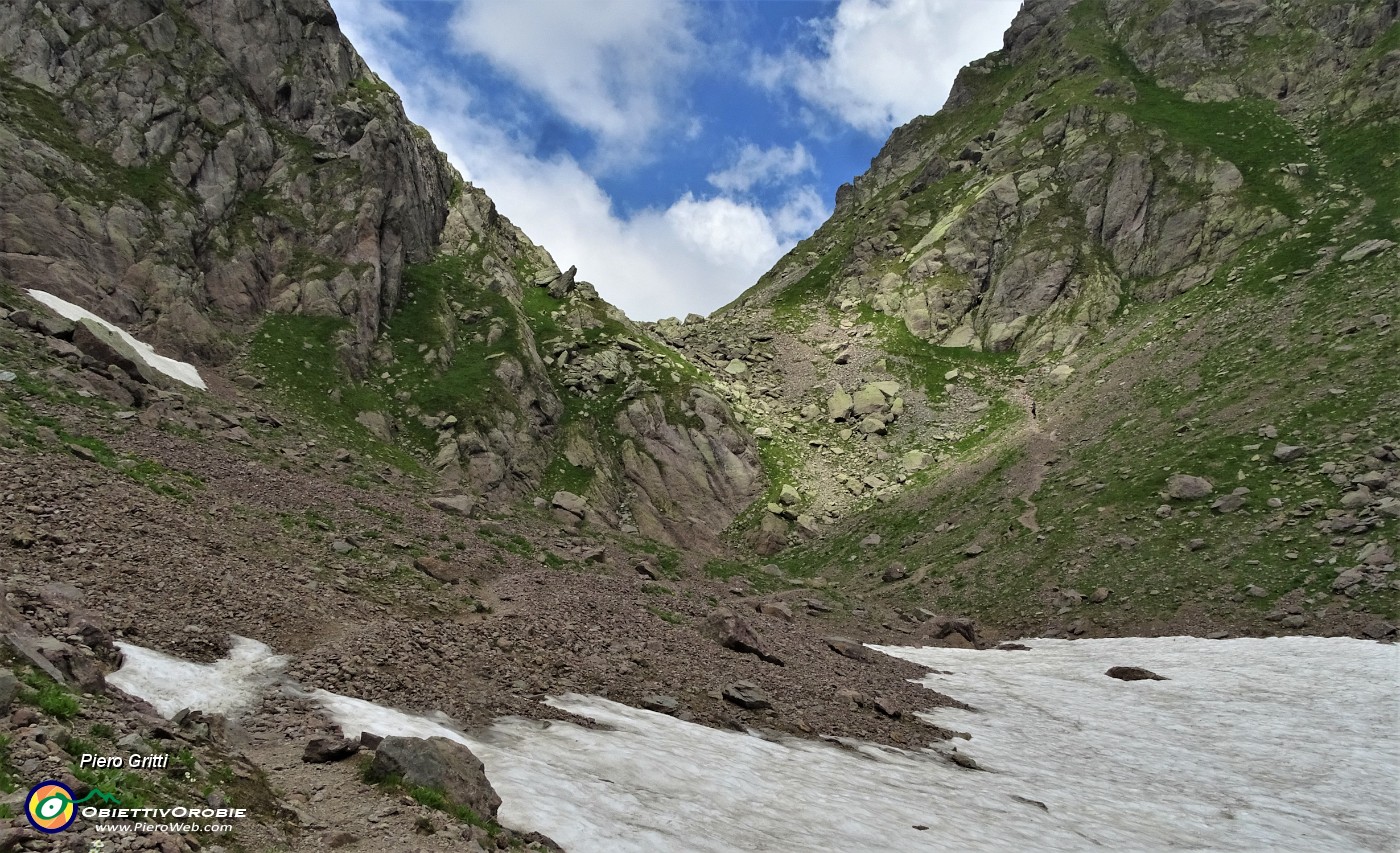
1;1;1397;848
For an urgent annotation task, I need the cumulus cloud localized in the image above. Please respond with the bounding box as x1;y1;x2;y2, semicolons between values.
459;154;826;320
447;0;697;159
752;0;1021;135
707;142;817;193
329;0;830;321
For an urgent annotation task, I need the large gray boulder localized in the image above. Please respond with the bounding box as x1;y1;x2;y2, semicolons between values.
703;610;784;665
1166;474;1214;500
71;319;170;388
366;736;501;820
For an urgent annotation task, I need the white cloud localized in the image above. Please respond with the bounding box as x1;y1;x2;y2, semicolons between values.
753;0;1021;135
462;153;826;320
329;0;830;321
447;0;697;158
707;142;816;193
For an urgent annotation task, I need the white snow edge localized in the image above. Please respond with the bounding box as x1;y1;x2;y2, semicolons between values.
26;289;207;389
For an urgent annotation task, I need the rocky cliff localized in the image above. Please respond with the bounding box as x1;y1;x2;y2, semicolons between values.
1;0;1394;633
732;0;1396;362
0;0;764;552
0;0;457;366
673;0;1397;636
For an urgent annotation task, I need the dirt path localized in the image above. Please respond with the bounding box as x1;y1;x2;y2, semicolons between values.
1003;384;1062;534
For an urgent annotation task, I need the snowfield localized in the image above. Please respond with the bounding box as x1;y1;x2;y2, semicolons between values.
111;635;1400;852
26;289;207;389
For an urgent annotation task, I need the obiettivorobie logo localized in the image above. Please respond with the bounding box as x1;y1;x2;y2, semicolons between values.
24;778;249;835
24;781;119;833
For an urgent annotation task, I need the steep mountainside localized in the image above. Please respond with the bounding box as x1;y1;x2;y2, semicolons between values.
0;0;763;553
674;0;1398;637
1;0;456;365
1;0;1397;849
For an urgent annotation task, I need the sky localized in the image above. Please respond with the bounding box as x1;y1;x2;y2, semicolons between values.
329;0;1022;320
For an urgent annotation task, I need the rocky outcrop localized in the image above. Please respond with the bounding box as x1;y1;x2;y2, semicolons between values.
616;390;763;552
366;736;502;820
729;0;1390;365
0;0;455;364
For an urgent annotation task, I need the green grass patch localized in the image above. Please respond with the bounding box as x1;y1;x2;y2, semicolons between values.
0;732;18;795
645;605;686;625
246;314;421;468
22;672;80;719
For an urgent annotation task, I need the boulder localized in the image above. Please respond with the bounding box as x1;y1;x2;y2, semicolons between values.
873;696;902;718
1106;666;1167;681
71;319;167;387
413;556;466;584
640;695;680;714
721;681;772;710
881;563;908;582
926;616;977;644
852;385;888;415
703;610;784;665
1339;238;1394;263
551;491;588;516
544;265;578;299
1272;443;1307;463
858;417;888;435
1166;474;1214;500
0;671;18;711
749;512;789;556
355;411;394;442
366;737;501;819
428;495;476;516
902;450;930;471
825;637;874;663
756;601;794;622
827;389;853;421
303;736;360;763
1210;494;1245;514
1331;569;1365;592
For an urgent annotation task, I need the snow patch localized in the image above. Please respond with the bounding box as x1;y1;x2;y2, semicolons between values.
25;289;207;389
112;636;1400;852
108;637;286;717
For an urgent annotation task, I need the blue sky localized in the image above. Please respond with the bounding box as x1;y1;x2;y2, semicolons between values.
330;0;1021;320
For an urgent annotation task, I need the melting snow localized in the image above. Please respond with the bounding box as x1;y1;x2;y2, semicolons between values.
112;636;1400;852
108;637;286;717
25;289;207;389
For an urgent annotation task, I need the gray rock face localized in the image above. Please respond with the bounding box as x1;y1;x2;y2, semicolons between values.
616;390;763;553
366;736;502;819
723;0;1394;367
0;0;458;364
0;671;18;711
